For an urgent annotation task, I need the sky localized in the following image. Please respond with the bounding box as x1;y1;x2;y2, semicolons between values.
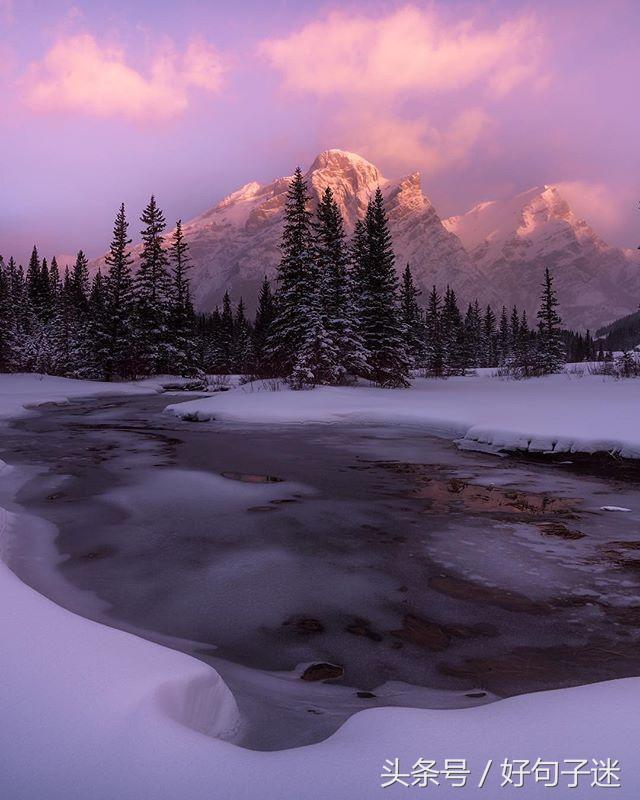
1;0;638;265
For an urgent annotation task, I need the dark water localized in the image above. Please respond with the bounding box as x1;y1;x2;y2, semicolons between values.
2;392;640;749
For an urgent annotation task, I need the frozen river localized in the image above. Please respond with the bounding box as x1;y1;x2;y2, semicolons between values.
3;392;640;749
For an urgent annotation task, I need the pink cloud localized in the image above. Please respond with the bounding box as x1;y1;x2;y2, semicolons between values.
22;33;224;122
555;181;638;245
260;6;544;97
337;108;491;173
260;5;546;174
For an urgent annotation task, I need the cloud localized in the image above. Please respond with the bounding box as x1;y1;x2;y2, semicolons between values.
260;5;546;173
22;33;224;122
555;181;637;242
260;5;543;97
338;107;491;173
0;0;13;26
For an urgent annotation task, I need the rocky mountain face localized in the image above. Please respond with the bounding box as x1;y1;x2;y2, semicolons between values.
158;149;484;316
96;149;639;330
444;186;640;330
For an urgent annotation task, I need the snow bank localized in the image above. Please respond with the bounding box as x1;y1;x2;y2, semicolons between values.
166;372;640;459
0;372;167;420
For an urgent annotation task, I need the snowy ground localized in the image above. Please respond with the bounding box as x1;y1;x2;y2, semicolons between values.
166;369;640;459
1;371;640;798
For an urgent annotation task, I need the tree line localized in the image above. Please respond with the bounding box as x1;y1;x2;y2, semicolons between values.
1;168;577;386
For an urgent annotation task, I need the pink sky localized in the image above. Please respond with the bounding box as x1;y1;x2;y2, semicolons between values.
1;0;638;264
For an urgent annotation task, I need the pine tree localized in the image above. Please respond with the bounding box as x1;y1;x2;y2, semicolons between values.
269;168;333;386
497;306;510;365
0;257;19;371
441;286;464;374
216;291;234;373
535;267;565;374
314;186;368;382
26;246;44;315
424;285;444;376
399;265;426;369
355;189;410;387
135;196;171;374
232;298;253;373
103;204;137;379
482;305;497;368
167;220;196;375
83;269;109;378
252;276;277;377
463;301;483;369
70;251;90;313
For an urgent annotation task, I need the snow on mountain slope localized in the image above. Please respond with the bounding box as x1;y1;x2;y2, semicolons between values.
444;186;640;330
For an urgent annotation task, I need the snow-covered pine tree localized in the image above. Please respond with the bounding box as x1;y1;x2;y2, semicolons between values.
482;305;497;368
135;196;172;375
463;301;483;369
252;276;277;377
0;257;19;371
82;269;109;379
313;186;368;382
515;309;533;377
70;251;90;313
232;298;253;374
535;267;565;374
399;264;426;370
269;168;335;387
49;268;74;376
103;204;137;379
424;285;444;377
217;291;235;373
167;220;196;376
497;306;510;366
441;286;464;374
356;189;410;387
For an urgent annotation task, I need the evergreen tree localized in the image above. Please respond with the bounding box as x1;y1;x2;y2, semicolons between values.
26;246;43;313
399;264;426;369
232;298;253;373
313;186;368;382
84;269;109;378
356;189;410;387
269;168;335;387
135;196;171;374
167;220;196;375
497;306;510;365
252;276;277;377
424;285;444;376
441;286;464;374
535;267;565;374
482;305;497;368
463;301;483;369
103;204;136;379
0;257;19;371
70;251;90;313
216;291;235;373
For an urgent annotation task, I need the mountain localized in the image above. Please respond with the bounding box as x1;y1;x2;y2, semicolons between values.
162;149;483;314
93;150;639;330
444;186;640;330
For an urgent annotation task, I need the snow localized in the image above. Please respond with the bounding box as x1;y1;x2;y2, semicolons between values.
0;372;168;420
166;370;640;460
601;506;632;512
2;371;640;797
